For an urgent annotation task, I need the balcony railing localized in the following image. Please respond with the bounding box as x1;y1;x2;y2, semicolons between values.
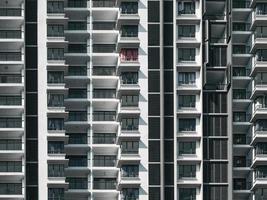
93;22;116;30
0;183;22;194
204;84;227;90
233;46;251;54
0;96;21;105
93;134;116;144
0;75;21;83
93;179;116;190
93;44;116;53
68;0;87;8
92;0;116;7
0;52;21;61
0;161;22;172
68;90;87;98
68;112;87;121
93;90;116;98
233;68;251;77
0;8;21;16
0;140;21;150
93;67;116;76
233;113;251;122
93;111;116;121
0;118;21;128
233;91;251;99
233;23;251;31
0;30;21;39
68;66;87;76
68;21;87;30
232;1;250;8
93;157;116;167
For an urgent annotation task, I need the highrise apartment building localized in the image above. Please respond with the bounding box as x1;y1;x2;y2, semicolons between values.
0;0;267;200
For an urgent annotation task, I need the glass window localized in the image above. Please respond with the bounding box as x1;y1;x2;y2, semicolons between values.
121;95;139;107
94;155;116;167
0;183;22;194
256;3;267;15
48;164;65;177
179;142;196;155
48;141;64;154
121;118;139;130
256;49;267;61
47;24;64;37
48;188;64;200
178;72;196;85
177;2;195;15
178;48;195;62
120;2;138;14
121;72;138;84
122;188;139;200
47;93;64;107
179;188;196;200
47;71;64;84
121;165;139;177
48;118;64;130
178;25;195;38
47;48;64;60
256;143;267;155
255;188;267;200
179;165;196;178
179;118;196;132
121;141;139;154
47;1;64;13
120;49;138;62
121;25;138;37
255;166;267;178
178;95;196;108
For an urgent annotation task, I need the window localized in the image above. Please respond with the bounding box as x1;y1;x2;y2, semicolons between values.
178;72;195;85
68;21;87;30
69;88;87;98
47;1;64;13
121;165;139;177
177;2;195;15
47;24;64;37
179;118;196;132
178;48;195;62
209;46;227;66
48;118;64;130
93;133;116;144
255;26;267;38
121;118;139;130
121;25;138;37
122;188;139;200
255;143;267;155
204;139;227;159
256;49;267;61
255;188;267;200
178;95;196;108
120;49;138;62
93;178;116;190
121;95;139;107
179;188;196;200
179;142;196;155
255;119;267;131
94;155;116;167
48;141;64;154
0;161;21;172
121;72;138;84
68;66;87;76
0;139;21;150
47;48;64;60
48;188;64;200
121;141;139;154
178;25;195;38
120;2;138;14
67;178;88;189
255;72;267;84
0;183;22;194
255;166;267;178
256;3;267;15
203;163;228;183
68;155;87;167
47;93;64;107
179;165;196;178
48;164;64;177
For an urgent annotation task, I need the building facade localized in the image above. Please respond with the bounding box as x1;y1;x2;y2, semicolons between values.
0;0;266;200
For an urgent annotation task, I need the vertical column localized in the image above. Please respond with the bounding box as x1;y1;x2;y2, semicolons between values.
25;0;38;199
147;0;164;199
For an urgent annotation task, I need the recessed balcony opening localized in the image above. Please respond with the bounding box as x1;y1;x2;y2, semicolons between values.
0;51;21;61
69;88;87;99
233;156;251;167
121;141;139;154
67;133;87;144
205;1;226;20
205;70;227;90
93;178;117;190
121;165;139;178
178;141;196;155
255;72;267;85
120;2;138;14
121;95;139;107
255;188;267;200
233;89;251;100
0;117;21;128
48;118;64;131
47;1;64;14
233;134;250;145
68;21;87;31
48;164;65;177
66;177;88;189
121;25;138;37
233;22;251;32
93;155;116;167
93;21;116;30
68;66;87;76
210;23;227;43
233;112;251;122
47;24;64;37
177;1;195;15
255;142;267;155
233;67;250;77
68;155;87;167
121;72;138;85
121;188;139;200
68;111;87;121
207;46;227;67
256;3;267;15
255;166;267;179
255;119;267;132
0;139;21;150
255;26;267;38
0;183;22;195
93;111;116;121
120;49;138;62
93;66;116;76
93;44;116;53
0;7;21;17
93;133;116;144
68;0;87;8
256;49;267;62
48;141;64;154
233;178;250;190
0;161;22;172
177;25;196;39
68;43;87;54
121;117;138;131
93;0;116;7
233;44;251;54
233;0;250;8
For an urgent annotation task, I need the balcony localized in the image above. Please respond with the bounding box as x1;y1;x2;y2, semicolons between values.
67;178;88;190
93;90;116;99
93;134;116;144
68;0;87;8
0;140;21;151
233;68;251;77
93;67;116;76
93;22;116;30
233;45;251;55
68;89;87;99
93;111;116;121
233;23;251;32
68;111;87;121
0;118;21;128
93;156;117;167
68;66;87;76
232;1;250;9
0;96;21;106
233;113;251;123
93;44;116;53
92;0;116;7
0;161;22;173
118;3;140;26
93;179;117;190
0;183;22;195
67;21;87;31
0;8;21;17
68;157;88;168
0;30;21;39
0;52;21;62
233;156;251;169
233;90;251;100
233;134;251;146
203;84;228;91
68;134;87;145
